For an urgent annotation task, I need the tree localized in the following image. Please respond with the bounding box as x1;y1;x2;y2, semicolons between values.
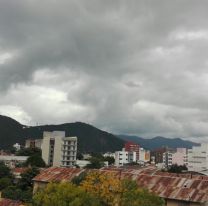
16;148;41;156
17;167;40;190
120;179;164;206
0;162;11;178
72;171;87;186
103;156;115;165
85;157;105;169
81;171;121;205
168;164;188;173
32;182;102;206
81;171;164;206
25;154;46;167
0;177;12;190
76;152;84;160
2;186;32;202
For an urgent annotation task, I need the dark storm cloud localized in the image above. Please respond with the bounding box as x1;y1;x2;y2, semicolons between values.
1;0;208;141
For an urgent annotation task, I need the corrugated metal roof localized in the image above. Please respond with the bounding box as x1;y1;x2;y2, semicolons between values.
33;167;85;182
33;166;208;203
100;167;208;203
0;199;22;206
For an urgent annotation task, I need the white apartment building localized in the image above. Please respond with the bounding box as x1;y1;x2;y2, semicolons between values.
163;151;173;167
41;131;77;167
115;149;136;166
188;143;208;172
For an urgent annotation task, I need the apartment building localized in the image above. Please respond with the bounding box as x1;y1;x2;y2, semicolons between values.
172;148;187;166
188;143;208;172
163;148;187;168
163;151;173;167
124;142;140;161
41;131;77;167
115;149;136;166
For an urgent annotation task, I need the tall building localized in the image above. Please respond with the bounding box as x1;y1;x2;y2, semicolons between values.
124;142;140;160
41;131;77;167
188;143;208;172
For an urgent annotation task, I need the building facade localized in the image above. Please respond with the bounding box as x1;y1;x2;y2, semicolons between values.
172;148;187;166
188;143;208;172
139;148;150;163
125;142;140;160
25;139;42;149
115;149;137;166
41;131;77;167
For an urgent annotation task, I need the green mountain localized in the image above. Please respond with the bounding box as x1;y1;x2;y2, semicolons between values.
0;115;199;152
0;115;124;152
118;135;199;150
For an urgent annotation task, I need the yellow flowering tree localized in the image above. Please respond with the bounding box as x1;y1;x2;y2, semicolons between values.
81;171;121;205
81;171;164;206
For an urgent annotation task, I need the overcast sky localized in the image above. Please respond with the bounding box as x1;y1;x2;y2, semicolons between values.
1;0;208;141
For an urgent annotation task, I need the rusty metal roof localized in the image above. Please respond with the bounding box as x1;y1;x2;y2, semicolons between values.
0;199;22;206
33;166;208;203
100;167;208;203
33;167;85;182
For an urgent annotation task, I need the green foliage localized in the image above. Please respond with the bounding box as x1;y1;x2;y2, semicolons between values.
2;186;32;202
33;182;102;206
81;171;164;206
76;152;83;160
0;177;12;190
85;157;105;169
0;115;124;153
2;167;39;203
16;148;41;156
103;156;115;165
121;180;164;206
25;154;46;167
71;172;87;186
0;162;11;178
168;164;188;173
17;167;40;190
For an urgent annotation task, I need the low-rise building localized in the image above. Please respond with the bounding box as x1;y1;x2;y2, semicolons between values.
25;139;42;149
0;155;29;168
33;167;84;193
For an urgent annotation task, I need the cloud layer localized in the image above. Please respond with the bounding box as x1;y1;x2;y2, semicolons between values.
1;0;208;141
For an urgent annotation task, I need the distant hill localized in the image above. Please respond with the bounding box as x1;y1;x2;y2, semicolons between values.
0;115;199;152
0;115;124;152
118;135;199;150
0;115;24;149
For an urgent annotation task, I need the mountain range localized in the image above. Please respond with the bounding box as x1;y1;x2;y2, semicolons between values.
118;135;199;150
0;115;199;152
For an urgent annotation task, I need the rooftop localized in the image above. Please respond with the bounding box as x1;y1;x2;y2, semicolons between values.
33;167;85;183
0;198;23;206
33;166;208;203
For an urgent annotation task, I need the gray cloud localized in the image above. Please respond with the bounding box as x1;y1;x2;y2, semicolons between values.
0;0;208;141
